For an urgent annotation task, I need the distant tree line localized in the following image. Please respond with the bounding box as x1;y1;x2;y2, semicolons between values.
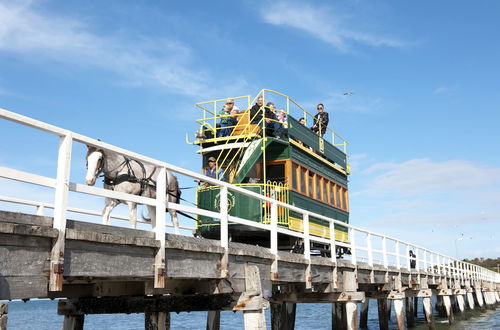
462;257;500;272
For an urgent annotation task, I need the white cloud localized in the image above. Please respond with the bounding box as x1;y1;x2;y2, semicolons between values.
433;85;457;95
361;158;500;196
260;1;407;52
0;1;249;98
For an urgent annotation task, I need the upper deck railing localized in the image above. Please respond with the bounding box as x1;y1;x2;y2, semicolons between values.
1;107;499;291
192;89;349;154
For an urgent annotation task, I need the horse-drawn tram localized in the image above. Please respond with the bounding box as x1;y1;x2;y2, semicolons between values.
187;89;350;255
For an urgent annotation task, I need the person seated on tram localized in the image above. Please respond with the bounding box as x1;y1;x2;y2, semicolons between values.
311;103;329;137
249;96;264;125
274;108;288;139
226;98;240;113
217;104;232;137
264;101;278;136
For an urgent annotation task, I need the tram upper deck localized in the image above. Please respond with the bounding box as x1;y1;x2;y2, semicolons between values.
187;89;350;180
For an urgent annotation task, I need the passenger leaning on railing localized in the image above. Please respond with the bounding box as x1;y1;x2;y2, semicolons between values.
311;103;329;137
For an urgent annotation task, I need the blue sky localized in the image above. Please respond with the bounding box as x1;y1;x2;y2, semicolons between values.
0;0;499;259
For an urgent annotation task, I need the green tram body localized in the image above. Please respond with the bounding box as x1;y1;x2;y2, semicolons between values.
191;92;350;253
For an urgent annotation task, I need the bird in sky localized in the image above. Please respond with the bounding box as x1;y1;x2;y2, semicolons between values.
343;92;353;96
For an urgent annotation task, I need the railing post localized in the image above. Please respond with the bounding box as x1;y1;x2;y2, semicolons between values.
329;221;337;264
349;227;357;266
423;249;427;272
395;240;400;270
154;166;167;288
270;201;278;280
303;213;310;259
303;213;312;288
406;244;410;269
36;204;45;216
49;132;72;292
220;186;229;278
382;237;388;268
213;102;217;137
366;233;373;267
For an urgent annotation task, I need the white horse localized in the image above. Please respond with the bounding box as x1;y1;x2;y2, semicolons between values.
85;146;181;234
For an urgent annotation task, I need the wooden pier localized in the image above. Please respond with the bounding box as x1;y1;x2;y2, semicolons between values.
1;210;499;330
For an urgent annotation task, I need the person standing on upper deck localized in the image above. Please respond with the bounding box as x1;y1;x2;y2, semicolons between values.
311;103;329;137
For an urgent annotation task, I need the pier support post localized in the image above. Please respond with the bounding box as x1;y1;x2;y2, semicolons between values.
442;296;454;325
466;291;475;310
393;299;406;330
435;295;446;317
345;301;358;330
206;311;220;330
405;297;415;327
145;311;170;330
243;265;267;330
456;295;467;320
422;297;435;330
332;302;346;330
485;291;495;309
474;288;484;309
0;303;7;330
413;297;418;317
63;314;84;330
271;302;296;330
359;299;369;328
377;299;389;330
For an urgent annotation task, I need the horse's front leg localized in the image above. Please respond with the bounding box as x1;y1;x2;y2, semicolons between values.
147;205;157;229
127;201;138;228
169;209;180;235
102;198;119;225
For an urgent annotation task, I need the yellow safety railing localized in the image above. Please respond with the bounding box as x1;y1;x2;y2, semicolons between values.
196;182;289;225
253;89;349;154
262;181;289;225
189;89;350;185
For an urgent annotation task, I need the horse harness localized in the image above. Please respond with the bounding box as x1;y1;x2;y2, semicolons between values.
103;156;158;196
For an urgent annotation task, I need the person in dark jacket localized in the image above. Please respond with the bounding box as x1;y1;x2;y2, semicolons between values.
311;103;329;137
249;96;264;124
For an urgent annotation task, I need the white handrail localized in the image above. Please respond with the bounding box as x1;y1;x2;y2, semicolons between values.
0;195;195;231
1;107;499;285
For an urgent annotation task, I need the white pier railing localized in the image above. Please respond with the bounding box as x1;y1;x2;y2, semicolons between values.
1;107;499;291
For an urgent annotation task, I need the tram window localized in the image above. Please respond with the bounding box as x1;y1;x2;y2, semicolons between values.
266;164;285;182
336;185;342;209
343;189;349;211
315;176;321;200
308;172;314;198
300;168;307;194
323;180;328;202
329;183;335;205
292;164;298;190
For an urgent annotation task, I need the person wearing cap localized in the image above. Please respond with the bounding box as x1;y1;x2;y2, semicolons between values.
200;156;225;186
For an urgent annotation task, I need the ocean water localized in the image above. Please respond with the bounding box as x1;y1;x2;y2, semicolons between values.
3;298;499;329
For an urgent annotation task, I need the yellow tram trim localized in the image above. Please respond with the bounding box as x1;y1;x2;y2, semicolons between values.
288;216;349;243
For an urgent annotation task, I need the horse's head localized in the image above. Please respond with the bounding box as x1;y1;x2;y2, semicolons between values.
85;146;104;186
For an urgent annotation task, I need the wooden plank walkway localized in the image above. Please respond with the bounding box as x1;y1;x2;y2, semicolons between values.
0;210;499;330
